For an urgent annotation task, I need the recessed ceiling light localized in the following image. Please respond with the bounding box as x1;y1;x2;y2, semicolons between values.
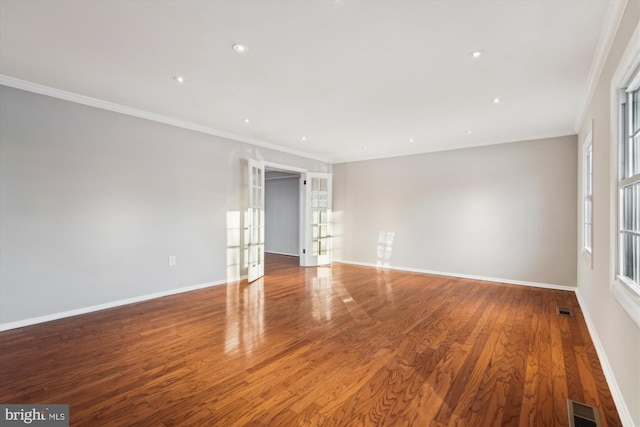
173;75;185;83
243;118;250;123
232;44;247;53
409;138;414;143
466;130;473;135
469;50;484;59
301;136;306;141
492;98;501;104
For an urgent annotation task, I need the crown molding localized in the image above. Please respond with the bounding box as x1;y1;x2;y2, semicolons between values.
0;74;331;164
574;0;628;131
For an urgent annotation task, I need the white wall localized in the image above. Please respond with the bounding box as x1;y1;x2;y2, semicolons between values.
333;135;578;287
265;175;299;256
0;86;329;326
576;1;639;425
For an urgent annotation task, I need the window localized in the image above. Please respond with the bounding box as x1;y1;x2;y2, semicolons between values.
583;132;593;254
617;71;640;295
610;23;640;327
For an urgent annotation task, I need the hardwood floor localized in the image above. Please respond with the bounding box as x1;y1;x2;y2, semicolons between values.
0;254;621;426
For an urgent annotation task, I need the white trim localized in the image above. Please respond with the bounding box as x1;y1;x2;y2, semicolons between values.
0;74;332;164
333;259;576;292
628;67;640;91
265;250;299;257
574;0;629;131
263;162;308;174
0;279;227;332
582;127;594;259
610;22;640;91
575;289;635;427
265;175;300;181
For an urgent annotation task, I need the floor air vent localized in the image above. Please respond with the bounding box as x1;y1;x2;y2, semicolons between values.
557;306;574;316
567;400;602;427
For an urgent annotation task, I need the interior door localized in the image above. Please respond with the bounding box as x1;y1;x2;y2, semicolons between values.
247;159;265;282
304;173;332;266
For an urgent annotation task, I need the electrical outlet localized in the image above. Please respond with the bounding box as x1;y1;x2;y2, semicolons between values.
168;255;176;266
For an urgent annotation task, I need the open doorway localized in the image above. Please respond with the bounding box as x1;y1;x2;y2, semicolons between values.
264;163;304;272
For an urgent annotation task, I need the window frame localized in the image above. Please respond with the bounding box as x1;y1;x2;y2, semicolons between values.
583;129;594;257
609;21;640;327
617;83;640;294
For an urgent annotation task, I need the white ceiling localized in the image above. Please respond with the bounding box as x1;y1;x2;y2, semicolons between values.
0;0;619;163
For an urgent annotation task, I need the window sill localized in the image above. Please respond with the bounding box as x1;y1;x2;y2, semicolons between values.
610;278;640;328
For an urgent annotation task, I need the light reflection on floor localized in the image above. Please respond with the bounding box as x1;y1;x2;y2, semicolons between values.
308;266;333;322
224;254;396;354
225;278;264;354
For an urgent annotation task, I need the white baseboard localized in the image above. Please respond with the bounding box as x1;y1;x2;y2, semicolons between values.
575;288;635;427
265;251;299;257
333;259;577;292
0;279;227;332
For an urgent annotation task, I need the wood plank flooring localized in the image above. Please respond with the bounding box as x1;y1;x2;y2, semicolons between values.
0;254;621;426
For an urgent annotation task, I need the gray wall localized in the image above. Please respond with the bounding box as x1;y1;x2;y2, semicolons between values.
0;86;329;325
576;1;640;425
333;135;578;287
265;175;299;256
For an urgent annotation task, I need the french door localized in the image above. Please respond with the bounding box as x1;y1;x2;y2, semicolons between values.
304;173;332;266
247;160;265;282
247;160;331;272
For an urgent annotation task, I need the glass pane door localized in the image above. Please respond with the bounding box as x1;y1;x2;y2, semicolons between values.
247;160;265;282
305;173;332;266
